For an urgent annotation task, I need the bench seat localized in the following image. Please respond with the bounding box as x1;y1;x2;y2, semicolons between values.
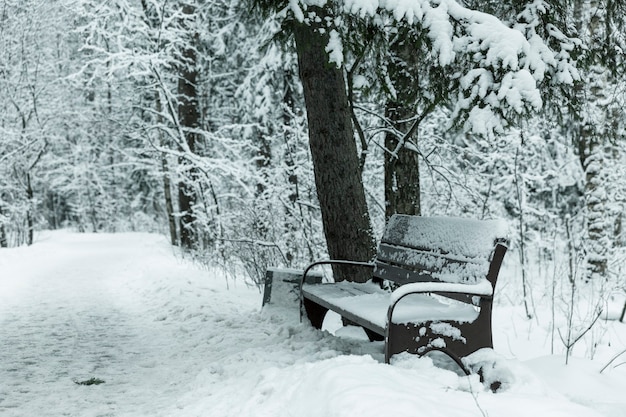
302;281;485;336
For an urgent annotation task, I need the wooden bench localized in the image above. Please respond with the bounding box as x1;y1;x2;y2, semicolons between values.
299;214;508;372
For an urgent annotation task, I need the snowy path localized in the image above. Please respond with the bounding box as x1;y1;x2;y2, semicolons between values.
0;232;364;417
0;233;213;416
1;232;625;417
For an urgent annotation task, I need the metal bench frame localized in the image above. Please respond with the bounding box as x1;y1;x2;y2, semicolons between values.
299;215;508;373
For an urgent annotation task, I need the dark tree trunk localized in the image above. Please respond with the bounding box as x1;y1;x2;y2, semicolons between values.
26;173;34;245
162;155;178;246
177;2;200;250
383;28;423;220
155;95;178;246
141;0;177;247
580;127;608;279
574;1;610;280
283;69;299;207
293;7;376;282
177;157;197;251
255;125;272;198
0;203;7;248
384;102;421;220
253;126;272;237
282;68;311;264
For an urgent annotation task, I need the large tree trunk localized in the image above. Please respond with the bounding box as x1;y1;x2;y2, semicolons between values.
293;7;376;282
384;102;421;219
177;2;200;249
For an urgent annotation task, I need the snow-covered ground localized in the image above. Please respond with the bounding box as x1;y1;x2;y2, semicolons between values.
1;231;625;417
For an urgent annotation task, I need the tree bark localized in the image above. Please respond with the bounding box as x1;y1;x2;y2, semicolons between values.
383;28;424;220
580;129;609;279
575;0;610;280
0;202;8;248
26;173;34;245
384;102;421;219
154;95;178;246
162;155;178;246
177;2;200;249
293;7;376;282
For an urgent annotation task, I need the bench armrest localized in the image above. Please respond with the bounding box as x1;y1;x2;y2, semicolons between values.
299;259;375;289
387;280;493;325
299;260;375;322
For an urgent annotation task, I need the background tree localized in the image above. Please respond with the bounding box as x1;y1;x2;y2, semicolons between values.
253;0;382;282
570;0;626;281
340;0;581;224
0;0;75;245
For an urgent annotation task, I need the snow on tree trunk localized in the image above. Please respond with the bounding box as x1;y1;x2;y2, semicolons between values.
583;139;609;279
177;2;200;250
576;0;613;280
293;6;376;282
382;26;426;220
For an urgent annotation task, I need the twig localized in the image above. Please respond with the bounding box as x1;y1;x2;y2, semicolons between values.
559;307;604;364
466;376;489;417
599;347;626;374
217;237;288;264
346;54;369;172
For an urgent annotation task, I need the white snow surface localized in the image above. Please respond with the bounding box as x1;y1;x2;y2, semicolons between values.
383;214;508;259
1;231;625;417
303;281;482;329
389;279;493;303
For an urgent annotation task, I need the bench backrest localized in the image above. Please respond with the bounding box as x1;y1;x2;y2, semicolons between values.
374;215;508;302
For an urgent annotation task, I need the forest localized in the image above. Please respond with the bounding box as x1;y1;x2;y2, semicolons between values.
1;0;625;319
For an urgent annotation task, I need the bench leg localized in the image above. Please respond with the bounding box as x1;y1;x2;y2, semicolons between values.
302;299;383;344
302;298;328;329
364;327;384;342
385;321;482;375
339;317;383;341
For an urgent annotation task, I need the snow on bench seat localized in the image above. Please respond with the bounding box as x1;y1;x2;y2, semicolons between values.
302;281;483;336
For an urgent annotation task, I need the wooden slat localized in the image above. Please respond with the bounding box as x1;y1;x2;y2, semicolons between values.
377;243;474;266
374;261;477;304
374;243;489;306
302;282;484;333
376;243;484;274
381;214;507;260
302;284;386;335
373;261;433;285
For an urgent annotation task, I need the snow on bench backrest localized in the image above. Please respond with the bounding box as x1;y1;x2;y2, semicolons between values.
375;215;508;285
382;215;508;259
